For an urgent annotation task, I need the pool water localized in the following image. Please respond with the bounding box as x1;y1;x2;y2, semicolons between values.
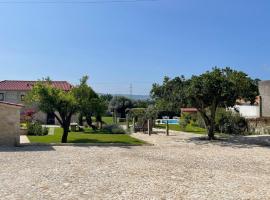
160;119;180;125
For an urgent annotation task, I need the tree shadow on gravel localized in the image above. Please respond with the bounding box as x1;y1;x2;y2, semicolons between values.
0;145;56;152
186;135;270;149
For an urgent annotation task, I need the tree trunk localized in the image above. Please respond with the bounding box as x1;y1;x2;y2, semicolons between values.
207;123;215;140
86;115;97;131
78;113;83;126
208;105;217;140
62;124;69;143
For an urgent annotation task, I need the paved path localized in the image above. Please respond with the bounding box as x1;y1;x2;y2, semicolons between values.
20;135;30;144
1;132;270;199
48;128;55;135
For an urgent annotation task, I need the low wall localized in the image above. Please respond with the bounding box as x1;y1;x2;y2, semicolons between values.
234;105;260;118
0;103;21;146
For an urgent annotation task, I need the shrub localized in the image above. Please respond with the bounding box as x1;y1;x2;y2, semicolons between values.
102;124;126;134
180;113;194;129
215;108;247;135
27;122;49;136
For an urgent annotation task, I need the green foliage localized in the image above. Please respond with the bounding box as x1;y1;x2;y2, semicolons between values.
109;96;133;118
186;67;258;139
27;122;48;136
151;76;187;114
26;76;102;143
156;124;206;134
152;67;258;139
100;94;113;103
73;76;106;119
215;108;248;135
180;112;199;128
28;128;144;144
27;79;79;126
128;108;146;118
128;106;158;125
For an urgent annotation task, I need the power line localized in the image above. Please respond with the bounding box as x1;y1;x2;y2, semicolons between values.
0;0;158;4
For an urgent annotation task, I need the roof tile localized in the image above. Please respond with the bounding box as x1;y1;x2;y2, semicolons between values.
0;80;72;91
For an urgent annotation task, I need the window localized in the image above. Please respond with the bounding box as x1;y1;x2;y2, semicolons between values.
0;93;4;101
21;94;25;102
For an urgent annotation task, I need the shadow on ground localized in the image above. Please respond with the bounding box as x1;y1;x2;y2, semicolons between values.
186;135;270;149
0;145;56;152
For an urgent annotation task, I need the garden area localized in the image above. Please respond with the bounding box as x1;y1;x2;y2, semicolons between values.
27;127;145;145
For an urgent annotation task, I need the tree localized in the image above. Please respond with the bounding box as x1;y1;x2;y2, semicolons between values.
27;80;79;143
109;96;133;118
186;67;258;140
100;94;113;103
73;76;106;129
151;76;187;115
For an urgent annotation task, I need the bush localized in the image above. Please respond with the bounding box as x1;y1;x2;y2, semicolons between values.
102;124;126;134
215;108;247;135
180;113;196;128
27;122;49;136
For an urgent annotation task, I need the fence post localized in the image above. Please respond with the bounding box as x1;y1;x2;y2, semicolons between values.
148;119;152;136
126;115;130;131
166;121;169;136
133;117;136;133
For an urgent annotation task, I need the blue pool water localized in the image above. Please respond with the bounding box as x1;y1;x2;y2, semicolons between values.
160;119;179;125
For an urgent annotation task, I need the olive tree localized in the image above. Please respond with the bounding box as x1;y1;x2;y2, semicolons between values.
73;76;106;129
186;67;258;139
27;80;79;143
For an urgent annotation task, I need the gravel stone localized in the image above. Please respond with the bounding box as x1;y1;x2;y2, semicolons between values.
0;132;270;199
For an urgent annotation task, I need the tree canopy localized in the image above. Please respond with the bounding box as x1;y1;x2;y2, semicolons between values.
27;79;79;143
27;76;104;143
151;76;187;115
109;96;133;118
151;67;259;139
73;76;106;129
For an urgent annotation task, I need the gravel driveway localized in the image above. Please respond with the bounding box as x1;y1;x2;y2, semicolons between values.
1;132;270;200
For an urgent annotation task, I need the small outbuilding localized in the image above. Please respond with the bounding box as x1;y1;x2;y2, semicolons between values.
0;101;23;146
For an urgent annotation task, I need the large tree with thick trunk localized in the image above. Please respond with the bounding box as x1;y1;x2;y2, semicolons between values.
186;67;258;140
151;67;259;140
27;80;79;143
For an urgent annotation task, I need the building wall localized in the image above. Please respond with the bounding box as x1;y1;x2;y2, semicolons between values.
0;90;79;125
0;90;27;104
259;81;270;117
234;105;260;118
0;104;21;146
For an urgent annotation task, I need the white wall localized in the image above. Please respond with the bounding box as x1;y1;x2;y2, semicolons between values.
233;105;260;118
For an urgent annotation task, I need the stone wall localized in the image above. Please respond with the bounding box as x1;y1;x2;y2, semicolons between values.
0;103;21;146
247;117;270;135
259;81;270;117
0;90;27;104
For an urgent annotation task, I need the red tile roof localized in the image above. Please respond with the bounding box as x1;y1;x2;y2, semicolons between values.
181;108;198;113
0;80;72;91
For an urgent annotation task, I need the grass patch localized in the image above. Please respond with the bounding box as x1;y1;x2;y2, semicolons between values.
28;128;145;145
156;124;206;134
102;116;114;125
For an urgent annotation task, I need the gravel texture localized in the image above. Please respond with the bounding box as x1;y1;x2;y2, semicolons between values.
1;132;270;200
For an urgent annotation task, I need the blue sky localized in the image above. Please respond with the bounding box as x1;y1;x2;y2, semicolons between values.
0;0;270;95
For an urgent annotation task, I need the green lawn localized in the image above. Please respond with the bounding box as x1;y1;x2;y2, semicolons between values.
102;116;114;125
28;128;145;145
156;124;206;134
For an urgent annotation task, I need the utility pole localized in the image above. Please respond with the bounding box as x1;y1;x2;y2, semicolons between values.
129;83;133;99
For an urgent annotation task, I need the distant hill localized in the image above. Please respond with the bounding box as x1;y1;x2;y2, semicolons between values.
99;93;150;100
115;94;151;100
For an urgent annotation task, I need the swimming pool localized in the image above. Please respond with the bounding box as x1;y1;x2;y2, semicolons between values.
157;119;180;125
